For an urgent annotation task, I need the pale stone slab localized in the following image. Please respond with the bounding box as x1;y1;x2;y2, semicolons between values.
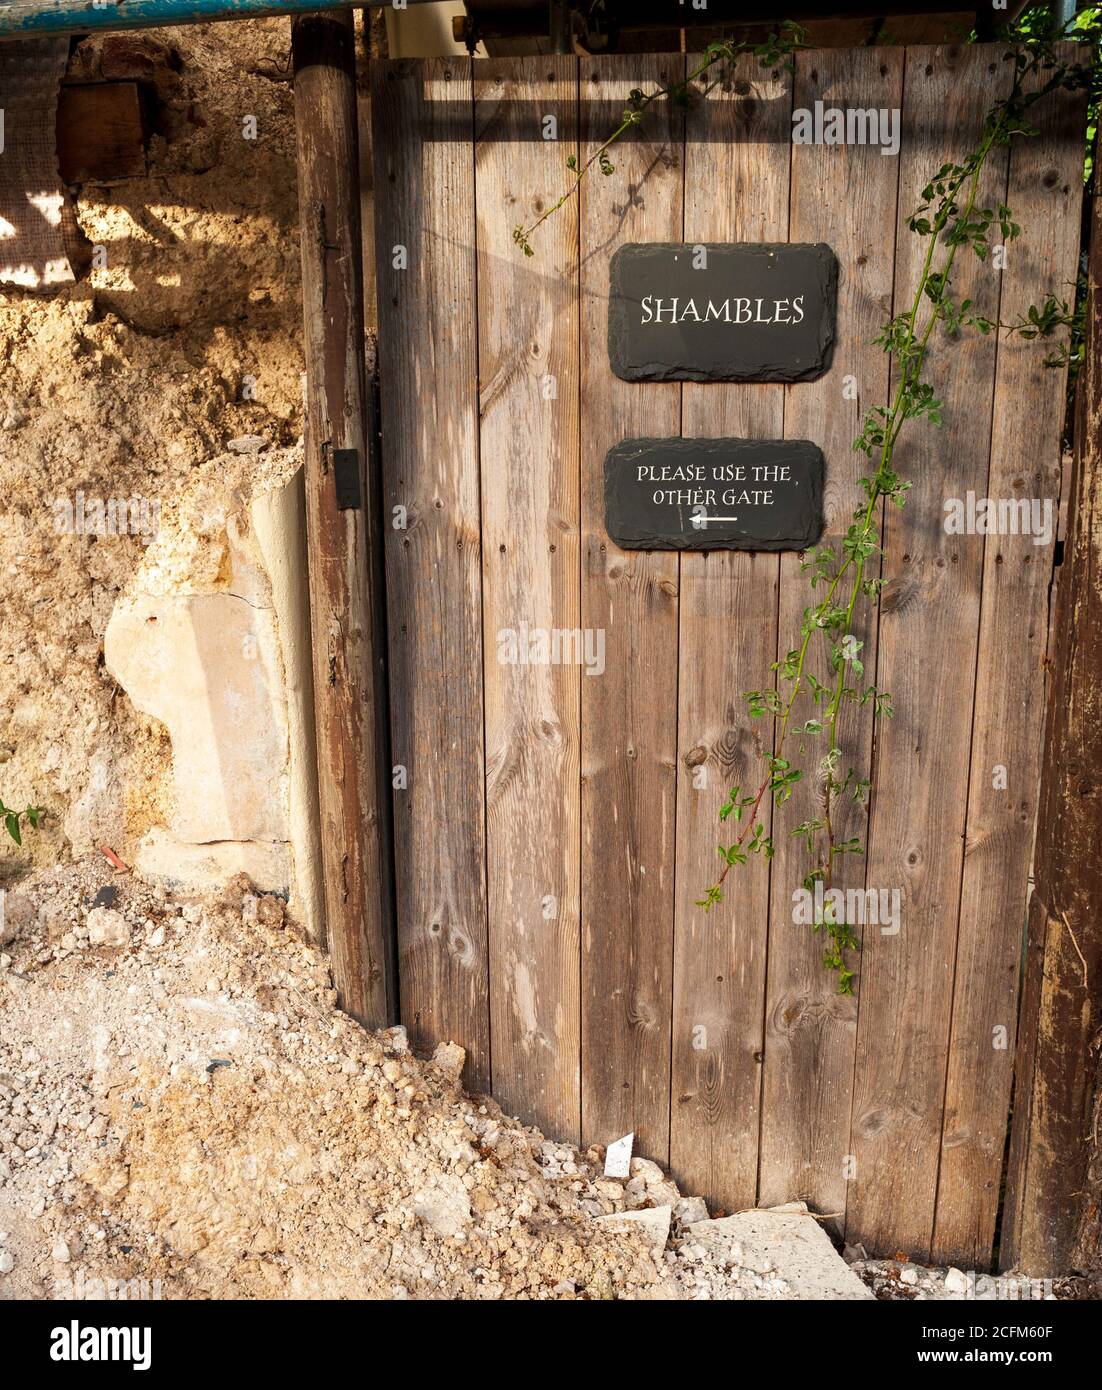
603;1132;633;1178
684;1209;874;1300
135;829;289;896
106;590;288;844
595;1204;672;1257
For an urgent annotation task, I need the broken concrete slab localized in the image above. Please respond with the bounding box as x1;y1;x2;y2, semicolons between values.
684;1208;874;1301
595;1204;672;1257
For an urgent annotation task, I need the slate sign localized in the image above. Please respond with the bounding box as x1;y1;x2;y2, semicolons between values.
604;437;824;552
608;242;837;383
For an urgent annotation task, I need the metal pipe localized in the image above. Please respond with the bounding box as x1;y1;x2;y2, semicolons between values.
1057;0;1079;29
0;0;433;42
455;0;1002;47
547;0;570;54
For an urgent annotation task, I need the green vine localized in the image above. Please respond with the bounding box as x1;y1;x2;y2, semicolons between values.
512;23;810;257
511;7;1096;992
696;15;1095;991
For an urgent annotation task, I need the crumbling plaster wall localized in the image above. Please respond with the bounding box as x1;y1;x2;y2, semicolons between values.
0;18;322;933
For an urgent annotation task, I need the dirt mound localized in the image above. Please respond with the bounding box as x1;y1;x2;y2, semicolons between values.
0;18;304;876
0;861;683;1299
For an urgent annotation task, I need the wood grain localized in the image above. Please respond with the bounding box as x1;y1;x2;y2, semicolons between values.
669;52;790;1210
372;59;490;1090
1002;242;1102;1264
759;48;904;1228
293;13;395;1028
475;56;582;1141
846;44;1012;1259
578;54;683;1162
940;47;1087;1269
363;50;1085;1246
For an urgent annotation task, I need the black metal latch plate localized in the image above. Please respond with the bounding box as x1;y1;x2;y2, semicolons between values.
330;447;362;510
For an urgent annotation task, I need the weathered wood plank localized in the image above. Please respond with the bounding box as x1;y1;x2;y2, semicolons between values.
475;56;582;1141
578;54;683;1162
293;11;395;1027
360;47;1086;1240
934;52;1086;1269
372;58;490;1090
759;47;904;1226
57;81;147;184
846;44;1012;1258
669;52;790;1210
1002;84;1102;1281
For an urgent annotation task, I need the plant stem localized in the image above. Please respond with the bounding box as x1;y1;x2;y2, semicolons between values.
515;30;805;255
705;112;1002;914
691;18;1098;986
817;133;995;891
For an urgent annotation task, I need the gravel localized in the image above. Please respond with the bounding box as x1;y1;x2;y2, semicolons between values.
2;857;1073;1302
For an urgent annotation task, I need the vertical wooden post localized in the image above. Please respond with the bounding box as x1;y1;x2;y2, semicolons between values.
1002;181;1102;1280
293;10;395;1029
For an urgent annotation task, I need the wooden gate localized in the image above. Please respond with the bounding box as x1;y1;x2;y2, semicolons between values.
369;44;1085;1267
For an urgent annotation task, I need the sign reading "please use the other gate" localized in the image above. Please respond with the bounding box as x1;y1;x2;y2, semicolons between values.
604;437;825;553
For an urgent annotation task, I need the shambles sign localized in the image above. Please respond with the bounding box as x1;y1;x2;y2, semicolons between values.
608;242;837;382
605;437;824;552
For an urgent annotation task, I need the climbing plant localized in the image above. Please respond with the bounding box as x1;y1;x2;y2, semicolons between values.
512;22;810;257
695;12;1093;991
514;7;1096;992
